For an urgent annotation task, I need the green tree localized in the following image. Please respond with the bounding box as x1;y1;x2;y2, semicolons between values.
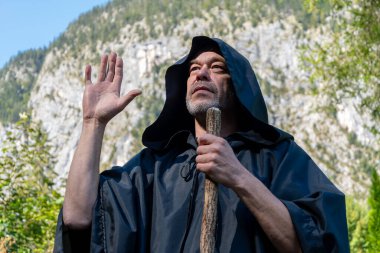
345;170;380;252
346;196;368;252
367;169;380;252
0;113;62;252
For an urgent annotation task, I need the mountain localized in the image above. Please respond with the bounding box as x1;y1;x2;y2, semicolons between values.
0;0;376;198
0;49;46;122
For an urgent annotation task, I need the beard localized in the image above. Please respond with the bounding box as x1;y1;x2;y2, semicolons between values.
186;87;235;117
186;97;220;116
186;81;218;116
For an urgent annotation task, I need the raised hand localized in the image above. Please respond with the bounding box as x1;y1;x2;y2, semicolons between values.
63;52;141;229
83;52;141;126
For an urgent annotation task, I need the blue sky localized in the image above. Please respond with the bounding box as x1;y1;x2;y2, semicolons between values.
0;0;110;68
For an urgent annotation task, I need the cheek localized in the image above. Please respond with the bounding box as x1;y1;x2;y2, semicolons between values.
186;77;193;96
217;78;232;95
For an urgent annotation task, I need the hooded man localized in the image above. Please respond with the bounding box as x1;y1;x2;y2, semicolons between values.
54;36;349;253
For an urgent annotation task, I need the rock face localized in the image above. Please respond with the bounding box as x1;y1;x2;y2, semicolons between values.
1;3;377;197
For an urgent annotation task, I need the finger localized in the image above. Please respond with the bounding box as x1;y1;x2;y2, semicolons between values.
195;153;214;164
85;65;92;85
117;89;142;111
97;54;108;82
196;162;214;174
106;52;117;82
196;145;216;155
113;57;123;92
197;133;221;145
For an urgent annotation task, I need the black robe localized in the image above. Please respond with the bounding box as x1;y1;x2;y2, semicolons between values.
54;36;349;252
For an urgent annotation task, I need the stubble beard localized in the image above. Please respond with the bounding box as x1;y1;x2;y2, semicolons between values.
186;96;219;128
186;89;236;127
186;97;220;117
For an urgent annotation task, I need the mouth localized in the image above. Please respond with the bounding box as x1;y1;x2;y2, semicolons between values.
193;86;211;94
191;82;215;95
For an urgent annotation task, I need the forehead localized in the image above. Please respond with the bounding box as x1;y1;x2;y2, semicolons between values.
189;50;225;65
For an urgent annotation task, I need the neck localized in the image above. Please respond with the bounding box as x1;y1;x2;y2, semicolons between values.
194;108;239;138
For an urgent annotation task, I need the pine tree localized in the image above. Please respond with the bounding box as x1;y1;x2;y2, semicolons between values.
346;196;368;252
367;169;380;252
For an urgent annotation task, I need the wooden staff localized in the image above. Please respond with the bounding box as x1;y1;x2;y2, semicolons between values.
200;107;221;253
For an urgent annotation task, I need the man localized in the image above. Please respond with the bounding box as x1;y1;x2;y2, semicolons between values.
54;36;349;252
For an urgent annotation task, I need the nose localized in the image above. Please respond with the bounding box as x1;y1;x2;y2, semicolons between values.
196;64;211;82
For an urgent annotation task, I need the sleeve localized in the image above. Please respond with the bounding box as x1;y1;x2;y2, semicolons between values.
53;149;154;253
53;188;107;253
53;209;91;253
270;141;350;253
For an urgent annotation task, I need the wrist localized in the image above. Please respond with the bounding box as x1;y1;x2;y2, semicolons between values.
82;118;107;130
82;118;107;136
230;165;252;192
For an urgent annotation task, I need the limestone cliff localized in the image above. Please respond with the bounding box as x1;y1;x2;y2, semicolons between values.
0;0;376;197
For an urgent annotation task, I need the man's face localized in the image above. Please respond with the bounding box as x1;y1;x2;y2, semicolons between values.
186;51;235;116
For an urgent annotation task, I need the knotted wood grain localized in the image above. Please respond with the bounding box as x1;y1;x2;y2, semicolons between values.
200;107;221;253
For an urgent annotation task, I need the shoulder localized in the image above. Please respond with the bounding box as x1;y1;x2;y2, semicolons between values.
266;138;316;168
99;148;157;184
270;140;344;199
98;146;183;183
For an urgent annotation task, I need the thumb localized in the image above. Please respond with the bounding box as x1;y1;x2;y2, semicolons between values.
117;89;142;110
197;133;216;145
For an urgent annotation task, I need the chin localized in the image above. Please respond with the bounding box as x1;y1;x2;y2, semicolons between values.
186;100;219;116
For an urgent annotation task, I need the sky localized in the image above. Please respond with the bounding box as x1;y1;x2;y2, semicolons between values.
0;0;110;69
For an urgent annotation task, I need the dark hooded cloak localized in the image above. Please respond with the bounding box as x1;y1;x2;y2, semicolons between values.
54;36;349;253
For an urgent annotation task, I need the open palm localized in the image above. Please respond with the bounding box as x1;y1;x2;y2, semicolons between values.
83;52;141;125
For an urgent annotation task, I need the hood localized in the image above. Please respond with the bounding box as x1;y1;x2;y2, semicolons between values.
142;36;292;150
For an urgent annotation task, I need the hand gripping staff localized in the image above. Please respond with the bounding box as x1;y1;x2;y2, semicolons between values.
200;107;221;253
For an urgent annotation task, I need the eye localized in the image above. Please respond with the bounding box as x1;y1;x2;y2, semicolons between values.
211;64;227;73
189;65;200;73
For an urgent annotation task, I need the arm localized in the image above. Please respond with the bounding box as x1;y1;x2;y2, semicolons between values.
196;134;301;253
62;52;141;229
233;170;302;253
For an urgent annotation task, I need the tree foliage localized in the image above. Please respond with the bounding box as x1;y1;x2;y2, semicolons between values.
0;114;62;252
345;170;380;252
303;0;380;136
346;196;368;252
367;169;380;252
